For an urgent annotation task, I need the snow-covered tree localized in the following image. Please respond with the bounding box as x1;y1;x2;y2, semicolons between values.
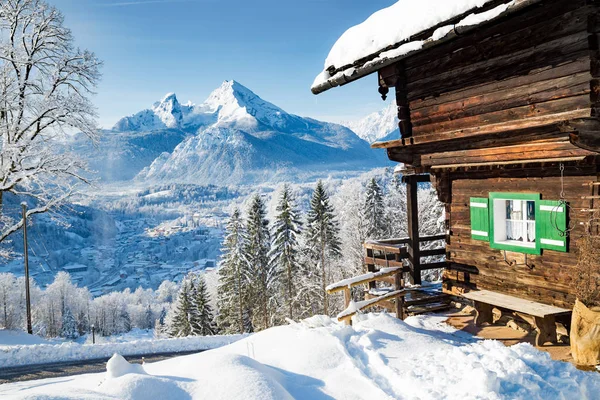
144;305;154;330
0;272;17;329
167;279;193;338
244;194;274;330
269;184;302;320
363;178;387;240
60;307;78;339
305;181;341;315
386;174;408;238
0;0;102;241
189;274;217;336
217;208;250;334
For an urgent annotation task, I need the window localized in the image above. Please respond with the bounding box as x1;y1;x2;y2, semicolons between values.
494;199;536;248
470;193;568;254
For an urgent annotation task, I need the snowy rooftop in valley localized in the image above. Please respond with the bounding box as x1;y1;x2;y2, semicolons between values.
2;313;600;399
312;0;533;94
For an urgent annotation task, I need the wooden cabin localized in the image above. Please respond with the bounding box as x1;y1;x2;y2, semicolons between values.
313;0;600;344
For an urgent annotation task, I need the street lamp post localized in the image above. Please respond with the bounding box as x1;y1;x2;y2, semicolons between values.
91;324;95;344
21;203;32;335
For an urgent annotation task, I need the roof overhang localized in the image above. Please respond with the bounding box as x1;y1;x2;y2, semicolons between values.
311;0;542;95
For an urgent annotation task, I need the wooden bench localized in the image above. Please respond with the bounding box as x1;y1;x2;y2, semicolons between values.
462;289;572;346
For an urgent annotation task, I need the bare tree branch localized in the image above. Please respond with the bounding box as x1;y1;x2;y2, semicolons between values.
0;0;102;242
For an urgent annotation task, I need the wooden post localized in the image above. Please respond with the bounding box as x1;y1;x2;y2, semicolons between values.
405;175;422;285
365;247;376;291
394;272;405;320
343;288;352;326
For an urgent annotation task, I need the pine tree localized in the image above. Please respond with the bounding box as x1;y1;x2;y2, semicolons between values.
167;280;193;337
306;181;341;315
154;307;167;338
217;209;250;334
363;178;387;239
61;307;79;339
144;305;154;330
245;194;273;330
269;184;302;320
190;274;217;336
76;310;89;337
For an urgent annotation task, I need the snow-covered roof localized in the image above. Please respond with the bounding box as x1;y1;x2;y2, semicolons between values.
311;0;540;95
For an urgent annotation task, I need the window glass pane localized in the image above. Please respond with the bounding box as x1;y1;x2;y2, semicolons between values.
526;201;535;221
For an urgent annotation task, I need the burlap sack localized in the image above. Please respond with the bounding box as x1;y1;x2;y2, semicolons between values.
571;299;600;366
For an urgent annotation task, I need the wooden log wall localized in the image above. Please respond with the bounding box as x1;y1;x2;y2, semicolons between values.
444;171;600;309
400;0;596;142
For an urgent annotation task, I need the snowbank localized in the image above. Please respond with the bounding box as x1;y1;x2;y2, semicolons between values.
0;333;245;368
0;330;53;346
106;354;146;379
1;314;599;399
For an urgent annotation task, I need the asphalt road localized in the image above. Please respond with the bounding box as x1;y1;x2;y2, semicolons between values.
0;350;202;384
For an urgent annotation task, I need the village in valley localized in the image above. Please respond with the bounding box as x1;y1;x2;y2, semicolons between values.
0;0;600;399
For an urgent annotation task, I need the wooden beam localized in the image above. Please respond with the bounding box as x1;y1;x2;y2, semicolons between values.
430;156;588;169
326;267;404;294
337;290;407;323
406;175;421;285
421;139;596;167
395;62;412;138
363;257;406;269
401;174;430;183
419;261;449;270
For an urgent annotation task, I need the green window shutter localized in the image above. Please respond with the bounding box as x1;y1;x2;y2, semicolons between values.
537;200;568;252
470;197;489;241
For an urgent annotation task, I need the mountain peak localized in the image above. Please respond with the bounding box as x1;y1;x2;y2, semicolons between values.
343;102;398;143
201;80;287;130
113;80;293;133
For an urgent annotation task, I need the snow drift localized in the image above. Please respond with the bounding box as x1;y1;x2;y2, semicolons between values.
0;333;245;368
2;313;599;399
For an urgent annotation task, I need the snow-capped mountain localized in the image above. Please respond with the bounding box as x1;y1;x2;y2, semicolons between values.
129;80;387;185
342;101;399;144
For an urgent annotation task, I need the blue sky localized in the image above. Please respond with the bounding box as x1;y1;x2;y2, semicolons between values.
51;0;395;129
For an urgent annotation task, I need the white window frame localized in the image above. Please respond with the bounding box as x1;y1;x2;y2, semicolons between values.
492;198;536;249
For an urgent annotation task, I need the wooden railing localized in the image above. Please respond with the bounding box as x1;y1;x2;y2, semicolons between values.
364;233;447;285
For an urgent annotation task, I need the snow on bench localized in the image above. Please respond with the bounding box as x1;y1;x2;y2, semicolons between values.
326;267;402;294
337;290;406;323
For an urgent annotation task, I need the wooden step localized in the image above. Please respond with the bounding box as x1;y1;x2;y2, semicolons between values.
404;293;450;307
407;302;452;316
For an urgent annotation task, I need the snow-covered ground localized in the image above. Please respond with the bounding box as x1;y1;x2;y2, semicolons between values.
2;313;599;400
0;333;245;368
0;330;56;346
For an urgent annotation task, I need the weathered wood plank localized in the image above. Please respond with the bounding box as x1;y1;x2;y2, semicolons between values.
462;289;571;317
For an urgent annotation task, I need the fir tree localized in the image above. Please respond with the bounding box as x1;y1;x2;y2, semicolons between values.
167;280;193;337
269;184;302;320
61;307;78;339
363;178;387;239
245;194;273;330
217;209;250;334
154;307;167;338
190;274;217;336
76;310;89;337
306;180;341;315
144;305;154;330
